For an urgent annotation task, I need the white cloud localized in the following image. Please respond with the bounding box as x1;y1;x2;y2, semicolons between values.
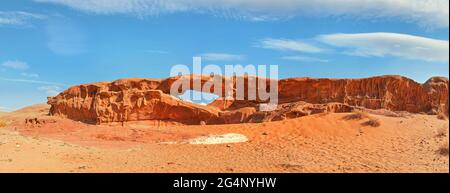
281;56;329;63
0;77;66;86
318;32;449;62
37;86;62;96
259;38;322;53
1;60;29;70
34;0;449;28
0;11;46;26
21;73;40;78
199;53;245;61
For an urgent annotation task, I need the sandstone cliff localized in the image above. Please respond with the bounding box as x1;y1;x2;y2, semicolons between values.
47;75;449;125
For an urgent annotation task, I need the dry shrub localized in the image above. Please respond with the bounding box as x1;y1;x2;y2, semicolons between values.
0;119;6;127
436;125;448;138
437;141;449;156
362;118;381;127
362;108;409;118
343;111;369;120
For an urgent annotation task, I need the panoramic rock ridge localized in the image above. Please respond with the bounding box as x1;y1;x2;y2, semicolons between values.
47;75;449;125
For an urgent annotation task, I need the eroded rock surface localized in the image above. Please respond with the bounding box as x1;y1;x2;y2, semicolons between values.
47;75;448;125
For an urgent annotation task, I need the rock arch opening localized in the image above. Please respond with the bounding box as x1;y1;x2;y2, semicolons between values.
175;90;219;106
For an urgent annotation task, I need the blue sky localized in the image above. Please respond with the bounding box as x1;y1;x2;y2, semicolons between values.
0;0;449;111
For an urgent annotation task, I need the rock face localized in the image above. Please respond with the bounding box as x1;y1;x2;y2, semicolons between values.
277;75;448;115
48;75;449;125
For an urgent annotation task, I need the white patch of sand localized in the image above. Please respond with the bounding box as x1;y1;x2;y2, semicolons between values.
187;133;248;145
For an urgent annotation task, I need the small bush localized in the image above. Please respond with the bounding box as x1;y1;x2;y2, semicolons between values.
436;125;448;138
437;141;449;156
362;109;410;118
0;120;6;127
343;111;369;120
362;118;381;127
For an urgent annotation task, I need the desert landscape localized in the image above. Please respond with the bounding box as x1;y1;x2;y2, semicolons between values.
1;0;449;176
0;75;448;173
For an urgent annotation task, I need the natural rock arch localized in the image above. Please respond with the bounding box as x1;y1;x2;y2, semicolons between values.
47;75;448;125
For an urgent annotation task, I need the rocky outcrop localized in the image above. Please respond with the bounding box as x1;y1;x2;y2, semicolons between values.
277;75;448;115
48;75;449;125
423;77;449;116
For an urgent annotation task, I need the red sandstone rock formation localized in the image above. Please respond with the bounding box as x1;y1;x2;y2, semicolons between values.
277;75;448;115
47;75;449;125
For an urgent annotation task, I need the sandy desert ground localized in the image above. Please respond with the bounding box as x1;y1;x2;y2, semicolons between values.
0;104;448;173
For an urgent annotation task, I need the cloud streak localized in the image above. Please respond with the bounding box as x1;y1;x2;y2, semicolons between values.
21;73;40;78
259;38;322;53
34;0;449;28
318;32;449;62
0;77;67;86
1;60;29;70
260;32;448;62
0;11;46;26
281;56;329;63
199;53;245;61
143;49;169;54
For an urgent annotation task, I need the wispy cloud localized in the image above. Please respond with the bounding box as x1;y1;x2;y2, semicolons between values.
318;32;449;62
21;73;40;78
37;85;62;96
198;53;246;61
1;60;29;70
281;56;329;63
0;77;66;86
259;38;322;53
143;49;169;54
34;0;449;28
2;60;40;79
0;11;46;26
